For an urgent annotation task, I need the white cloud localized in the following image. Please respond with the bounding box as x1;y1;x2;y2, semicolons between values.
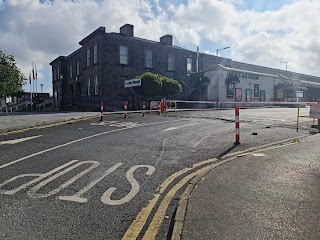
0;0;320;96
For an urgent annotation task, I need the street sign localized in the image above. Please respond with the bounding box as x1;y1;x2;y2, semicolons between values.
124;78;141;88
309;104;320;119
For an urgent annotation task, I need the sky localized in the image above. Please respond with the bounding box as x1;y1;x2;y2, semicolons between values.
1;0;320;95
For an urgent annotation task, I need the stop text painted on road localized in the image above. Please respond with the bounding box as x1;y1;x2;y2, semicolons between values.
0;160;155;206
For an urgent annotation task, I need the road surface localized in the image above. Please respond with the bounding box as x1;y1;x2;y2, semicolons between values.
0;108;312;239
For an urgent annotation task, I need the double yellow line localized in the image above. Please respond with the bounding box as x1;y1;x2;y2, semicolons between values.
122;158;218;240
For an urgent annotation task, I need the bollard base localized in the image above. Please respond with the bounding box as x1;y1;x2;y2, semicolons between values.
234;141;241;145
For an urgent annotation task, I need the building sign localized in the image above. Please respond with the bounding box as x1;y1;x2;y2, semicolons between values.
124;78;141;88
227;71;259;80
296;90;304;98
227;82;234;98
246;89;252;102
235;88;242;102
254;84;259;98
309;105;320;119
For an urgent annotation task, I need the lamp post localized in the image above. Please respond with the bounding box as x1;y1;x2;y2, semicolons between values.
40;83;43;93
199;77;202;101
216;46;230;56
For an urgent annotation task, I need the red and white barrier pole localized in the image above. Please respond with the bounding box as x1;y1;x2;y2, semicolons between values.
142;101;146;117
235;105;240;144
158;101;161;115
124;100;128;118
100;101;104;121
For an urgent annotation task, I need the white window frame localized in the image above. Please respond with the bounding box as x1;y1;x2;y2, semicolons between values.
94;76;98;95
120;45;128;65
168;53;174;71
87;78;91;96
76;60;79;75
145;50;153;68
86;48;90;67
69;64;72;78
93;44;98;64
187;58;192;72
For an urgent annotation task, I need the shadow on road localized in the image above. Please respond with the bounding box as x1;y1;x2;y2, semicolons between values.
216;142;240;159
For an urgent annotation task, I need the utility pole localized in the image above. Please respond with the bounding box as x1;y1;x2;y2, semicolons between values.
280;61;288;77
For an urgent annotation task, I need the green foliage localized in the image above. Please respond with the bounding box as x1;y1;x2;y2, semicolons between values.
0;50;25;98
160;76;182;97
136;72;162;98
136;72;181;98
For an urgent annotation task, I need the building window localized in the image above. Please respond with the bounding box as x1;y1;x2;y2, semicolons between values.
76;60;79;75
187;58;192;72
69;64;72;78
145;50;153;68
94;76;98;95
87;78;91;96
168;53;174;71
93;44;98;64
86;48;90;67
120;45;128;65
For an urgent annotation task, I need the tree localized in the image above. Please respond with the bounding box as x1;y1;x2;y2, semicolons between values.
136;72;182;98
136;72;162;98
160;76;182;97
0;50;25;99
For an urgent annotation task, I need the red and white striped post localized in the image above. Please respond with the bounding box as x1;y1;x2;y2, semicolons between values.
124;100;128;118
142;101;146;117
235;105;240;144
100;101;104;121
157;101;161;115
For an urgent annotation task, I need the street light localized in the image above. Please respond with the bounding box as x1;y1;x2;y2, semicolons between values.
40;83;43;93
216;46;230;56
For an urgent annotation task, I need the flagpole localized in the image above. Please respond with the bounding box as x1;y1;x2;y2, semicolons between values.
35;65;38;96
29;69;32;112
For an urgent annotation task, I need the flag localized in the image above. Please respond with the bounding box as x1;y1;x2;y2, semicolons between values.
32;63;35;80
29;70;31;84
35;65;38;80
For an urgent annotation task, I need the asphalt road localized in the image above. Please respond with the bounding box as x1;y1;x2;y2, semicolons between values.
0;108;311;240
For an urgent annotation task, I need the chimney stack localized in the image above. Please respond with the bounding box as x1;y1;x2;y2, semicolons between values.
120;24;134;37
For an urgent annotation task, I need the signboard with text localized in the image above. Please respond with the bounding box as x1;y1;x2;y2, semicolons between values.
124;78;141;88
309;104;320;119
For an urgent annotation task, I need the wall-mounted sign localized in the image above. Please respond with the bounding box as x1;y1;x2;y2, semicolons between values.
124;78;141;88
227;71;259;80
227;82;234;98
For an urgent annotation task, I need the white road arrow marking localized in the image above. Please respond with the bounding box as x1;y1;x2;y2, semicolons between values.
0;135;42;145
161;123;200;132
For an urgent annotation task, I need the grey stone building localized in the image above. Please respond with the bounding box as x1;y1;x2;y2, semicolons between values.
50;23;320;111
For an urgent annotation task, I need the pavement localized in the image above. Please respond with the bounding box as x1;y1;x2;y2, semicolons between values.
0;112;99;133
178;133;320;240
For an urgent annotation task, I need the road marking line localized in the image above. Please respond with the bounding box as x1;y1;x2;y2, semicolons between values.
0;135;42;145
192;135;210;148
58;163;123;203
0;160;78;195
0;119;186;170
101;165;155;205
141;160;229;240
122;158;216;240
161;123;200;132
27;161;100;199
